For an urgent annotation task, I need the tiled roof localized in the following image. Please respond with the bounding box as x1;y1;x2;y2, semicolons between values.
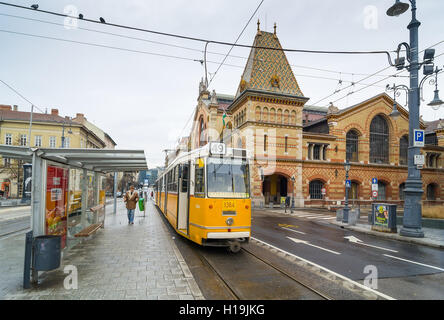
235;31;304;98
0;109;68;124
425;119;443;133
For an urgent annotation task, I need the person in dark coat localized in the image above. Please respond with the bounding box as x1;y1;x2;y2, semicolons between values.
124;185;139;224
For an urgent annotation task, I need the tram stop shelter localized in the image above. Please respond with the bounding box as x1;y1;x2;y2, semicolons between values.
0;145;148;250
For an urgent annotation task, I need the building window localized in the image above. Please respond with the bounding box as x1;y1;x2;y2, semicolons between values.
377;181;387;200
399;183;405;200
425;133;438;146
20;134;27;146
64;137;70;148
346;130;359;162
198;117;206;147
309;180;324;199
426;183;437;200
49;136;56;148
5;133;12;145
3;158;11;167
313;144;321;160
35;135;42;147
264;134;268;152
399;135;408;165
285;136;288;153
370;115;389;164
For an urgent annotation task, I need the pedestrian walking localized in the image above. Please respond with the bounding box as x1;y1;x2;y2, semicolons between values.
124;185;139;225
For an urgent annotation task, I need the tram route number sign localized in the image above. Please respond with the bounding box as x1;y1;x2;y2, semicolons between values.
209;142;226;155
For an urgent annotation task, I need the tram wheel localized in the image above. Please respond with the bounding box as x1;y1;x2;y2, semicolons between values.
227;240;241;253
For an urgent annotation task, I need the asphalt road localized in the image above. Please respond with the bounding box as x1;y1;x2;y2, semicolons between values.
251;209;444;299
0;206;31;239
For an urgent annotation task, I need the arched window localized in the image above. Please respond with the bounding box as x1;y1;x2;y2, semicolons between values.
377;181;387;200
270;108;276;122
427;183;437;200
262;107;269;122
237;137;242;148
399;183;406;200
309;180;324;199
399;135;408;165
370;115;389;163
277;109;283;123
283;110;290;124
291;110;297;125
346;130;359;162
198;117;206;147
255;106;261;121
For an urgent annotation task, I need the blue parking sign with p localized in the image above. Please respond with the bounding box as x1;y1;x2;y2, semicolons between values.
414;129;424;147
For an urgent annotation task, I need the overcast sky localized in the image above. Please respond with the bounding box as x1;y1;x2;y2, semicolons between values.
0;0;443;167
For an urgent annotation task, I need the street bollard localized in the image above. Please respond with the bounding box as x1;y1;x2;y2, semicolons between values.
23;231;33;289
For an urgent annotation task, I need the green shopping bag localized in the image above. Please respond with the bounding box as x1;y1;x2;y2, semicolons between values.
138;198;145;211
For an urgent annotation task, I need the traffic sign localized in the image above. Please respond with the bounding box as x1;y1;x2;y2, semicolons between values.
414;154;425;165
372;184;378;191
372;178;378;185
413;129;424;147
372;190;378;198
345;179;351;188
321;188;326;195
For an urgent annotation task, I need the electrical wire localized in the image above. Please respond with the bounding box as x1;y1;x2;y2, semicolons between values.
0;79;45;113
208;0;264;85
0;1;396;58
0;12;406;80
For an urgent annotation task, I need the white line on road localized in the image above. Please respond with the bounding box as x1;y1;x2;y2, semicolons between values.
287;236;341;255
281;226;306;235
293;214;322;218
252;237;396;300
344;236;398;253
305;215;332;219
383;254;444;272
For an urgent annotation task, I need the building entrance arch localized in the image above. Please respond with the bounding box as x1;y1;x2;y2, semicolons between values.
262;174;289;205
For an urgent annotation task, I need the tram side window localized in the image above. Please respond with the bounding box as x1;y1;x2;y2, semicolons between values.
181;165;189;193
195;164;205;197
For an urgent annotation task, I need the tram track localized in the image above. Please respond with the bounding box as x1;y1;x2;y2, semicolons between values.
193;244;330;300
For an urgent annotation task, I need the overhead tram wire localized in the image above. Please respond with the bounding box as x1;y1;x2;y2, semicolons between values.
0;2;397;62
0;79;45;113
0;28;389;90
327;51;444;107
0;12;407;79
311;39;444;106
208;0;265;86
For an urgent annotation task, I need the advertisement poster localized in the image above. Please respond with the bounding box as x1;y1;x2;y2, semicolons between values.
374;204;389;227
46;165;69;248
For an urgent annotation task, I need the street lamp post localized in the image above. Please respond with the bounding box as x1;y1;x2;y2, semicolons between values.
342;160;351;223
386;0;442;237
61;118;73;148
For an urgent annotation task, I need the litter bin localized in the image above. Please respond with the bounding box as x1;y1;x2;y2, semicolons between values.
371;203;397;233
33;235;61;271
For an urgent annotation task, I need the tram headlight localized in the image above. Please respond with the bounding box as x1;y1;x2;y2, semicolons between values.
226;217;234;226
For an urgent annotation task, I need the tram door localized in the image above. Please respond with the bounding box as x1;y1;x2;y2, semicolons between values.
177;163;190;232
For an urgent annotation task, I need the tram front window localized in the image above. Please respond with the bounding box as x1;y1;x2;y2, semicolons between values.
207;158;249;198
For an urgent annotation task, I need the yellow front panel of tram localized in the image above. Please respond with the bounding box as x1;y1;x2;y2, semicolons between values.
189;197;251;244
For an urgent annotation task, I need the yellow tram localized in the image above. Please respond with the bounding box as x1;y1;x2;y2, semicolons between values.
154;142;251;253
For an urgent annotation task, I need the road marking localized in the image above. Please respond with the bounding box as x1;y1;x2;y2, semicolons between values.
344;236;398;253
287;236;341;255
281;226;306;235
251;237;395;300
293;214;321;218
305;215;332;219
318;217;336;220
383;254;444;272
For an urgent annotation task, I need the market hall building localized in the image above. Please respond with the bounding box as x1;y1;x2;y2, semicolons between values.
177;23;444;215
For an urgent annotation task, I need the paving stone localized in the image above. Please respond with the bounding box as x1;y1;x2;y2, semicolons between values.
0;201;204;300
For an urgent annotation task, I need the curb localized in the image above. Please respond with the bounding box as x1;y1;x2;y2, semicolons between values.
330;221;444;249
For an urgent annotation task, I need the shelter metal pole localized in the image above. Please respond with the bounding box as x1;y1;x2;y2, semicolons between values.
113;172;117;214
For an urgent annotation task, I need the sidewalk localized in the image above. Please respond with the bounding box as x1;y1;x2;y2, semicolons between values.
0;200;204;300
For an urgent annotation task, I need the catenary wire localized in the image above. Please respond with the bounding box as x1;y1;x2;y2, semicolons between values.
208;0;264;85
0;79;45;113
0;12;406;79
